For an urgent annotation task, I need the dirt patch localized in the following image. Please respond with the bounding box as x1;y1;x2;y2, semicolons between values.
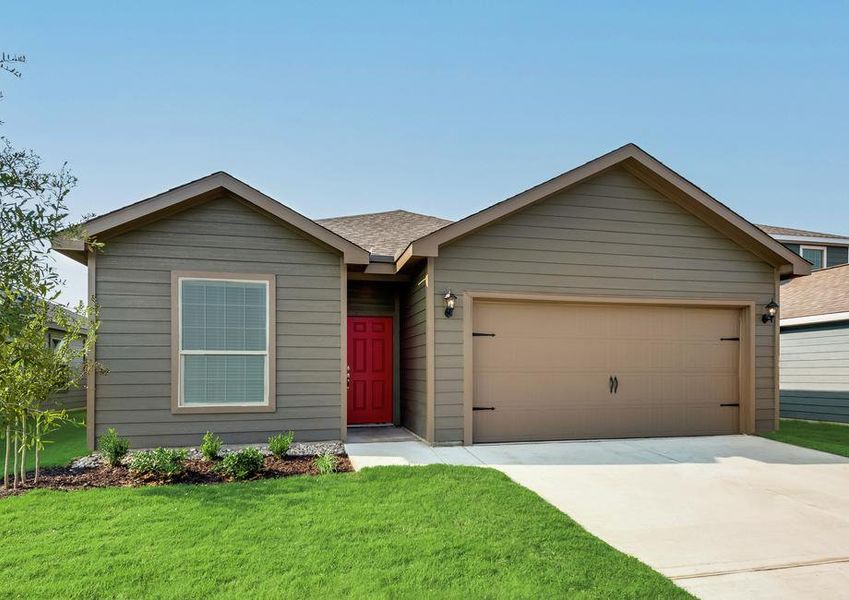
0;455;353;498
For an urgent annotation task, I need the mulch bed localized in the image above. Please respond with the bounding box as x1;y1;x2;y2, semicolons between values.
0;455;353;498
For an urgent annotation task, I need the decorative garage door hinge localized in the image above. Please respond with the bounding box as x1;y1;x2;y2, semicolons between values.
472;332;496;337
720;403;740;407
473;406;496;411
720;337;740;341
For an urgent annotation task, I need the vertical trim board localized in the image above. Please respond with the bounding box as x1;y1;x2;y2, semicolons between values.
86;250;97;450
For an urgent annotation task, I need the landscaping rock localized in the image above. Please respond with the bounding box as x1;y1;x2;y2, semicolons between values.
287;441;345;456
69;453;104;470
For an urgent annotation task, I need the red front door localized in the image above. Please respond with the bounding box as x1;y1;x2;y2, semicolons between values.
347;316;393;424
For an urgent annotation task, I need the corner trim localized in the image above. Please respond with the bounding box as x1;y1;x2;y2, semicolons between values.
340;257;348;442
86;250;97;450
773;269;781;431
425;258;435;443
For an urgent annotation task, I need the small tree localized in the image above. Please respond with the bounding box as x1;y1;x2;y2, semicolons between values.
0;52;102;488
0;299;98;487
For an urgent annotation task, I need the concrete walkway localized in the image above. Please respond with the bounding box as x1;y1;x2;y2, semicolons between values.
345;435;849;599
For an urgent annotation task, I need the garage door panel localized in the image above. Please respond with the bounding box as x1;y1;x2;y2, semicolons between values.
473;301;740;443
475;371;607;407
475;337;609;371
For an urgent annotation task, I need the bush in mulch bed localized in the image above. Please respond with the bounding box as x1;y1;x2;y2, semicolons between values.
0;453;353;498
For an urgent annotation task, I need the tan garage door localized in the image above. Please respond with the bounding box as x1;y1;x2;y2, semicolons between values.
473;301;741;443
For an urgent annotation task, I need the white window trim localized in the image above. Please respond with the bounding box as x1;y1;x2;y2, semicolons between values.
171;271;276;414
800;245;827;269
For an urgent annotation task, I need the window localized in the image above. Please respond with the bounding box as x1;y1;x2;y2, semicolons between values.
173;273;275;413
800;246;826;270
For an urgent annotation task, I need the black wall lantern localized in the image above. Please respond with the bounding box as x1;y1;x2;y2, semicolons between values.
443;290;457;318
762;300;779;323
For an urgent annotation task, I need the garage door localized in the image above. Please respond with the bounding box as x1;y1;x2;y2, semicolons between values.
472;301;741;443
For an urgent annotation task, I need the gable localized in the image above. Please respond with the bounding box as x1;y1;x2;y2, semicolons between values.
52;172;370;265
437;167;776;289
102;195;344;268
402;144;808;277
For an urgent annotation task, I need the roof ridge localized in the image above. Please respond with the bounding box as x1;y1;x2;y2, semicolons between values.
318;208;451;222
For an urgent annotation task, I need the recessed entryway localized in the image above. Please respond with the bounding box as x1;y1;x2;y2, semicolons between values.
347;316;394;424
346;426;416;443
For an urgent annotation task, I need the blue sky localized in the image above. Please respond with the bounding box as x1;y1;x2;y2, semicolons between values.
3;2;848;305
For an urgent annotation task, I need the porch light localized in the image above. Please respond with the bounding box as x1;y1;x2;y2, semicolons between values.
762;300;779;323
443;290;457;318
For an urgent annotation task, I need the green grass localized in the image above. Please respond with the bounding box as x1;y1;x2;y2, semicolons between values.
0;409;87;472
23;409;87;471
761;418;849;458
0;466;690;599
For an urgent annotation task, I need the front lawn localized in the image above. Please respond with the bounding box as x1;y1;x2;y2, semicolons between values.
761;418;849;458
23;409;87;471
0;466;690;599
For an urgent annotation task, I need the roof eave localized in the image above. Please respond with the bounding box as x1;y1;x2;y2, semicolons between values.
51;237;88;265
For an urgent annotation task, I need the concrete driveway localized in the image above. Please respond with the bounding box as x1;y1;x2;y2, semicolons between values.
345;434;849;599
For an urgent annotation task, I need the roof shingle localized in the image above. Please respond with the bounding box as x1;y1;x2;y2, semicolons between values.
781;264;849;319
317;210;451;258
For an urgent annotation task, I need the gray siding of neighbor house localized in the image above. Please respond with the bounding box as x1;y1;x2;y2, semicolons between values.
432;166;779;443
94;195;343;448
400;264;428;438
782;243;848;268
46;333;86;409
780;322;849;423
50;385;86;410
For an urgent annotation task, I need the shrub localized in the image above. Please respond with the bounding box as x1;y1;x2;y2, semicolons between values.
314;452;337;475
200;431;223;461
129;448;188;478
267;431;294;458
99;428;129;467
217;447;264;480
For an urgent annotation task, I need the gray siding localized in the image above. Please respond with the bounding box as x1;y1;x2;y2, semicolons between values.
49;385;86;410
95;195;342;447
46;332;86;409
400;264;428;438
780;322;849;423
433;167;778;443
781;243;848;268
348;281;395;316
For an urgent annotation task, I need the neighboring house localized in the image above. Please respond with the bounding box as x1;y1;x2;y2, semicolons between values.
52;144;809;449
779;264;849;423
758;225;849;270
46;302;87;410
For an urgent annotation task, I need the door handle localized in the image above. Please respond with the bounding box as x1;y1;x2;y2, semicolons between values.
346;365;350;390
613;376;619;394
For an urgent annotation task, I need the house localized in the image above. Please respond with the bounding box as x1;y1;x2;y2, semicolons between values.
758;225;849;270
46;302;87;410
52;144;809;449
779;264;849;423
